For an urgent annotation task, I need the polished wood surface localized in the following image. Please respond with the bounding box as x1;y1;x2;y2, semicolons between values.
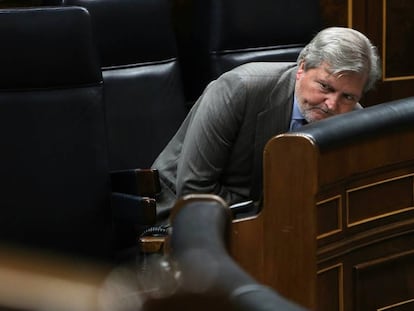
0;245;110;311
230;128;414;310
319;0;348;27
320;0;414;107
353;0;414;106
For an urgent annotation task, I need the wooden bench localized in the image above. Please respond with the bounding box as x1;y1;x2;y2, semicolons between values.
230;97;414;310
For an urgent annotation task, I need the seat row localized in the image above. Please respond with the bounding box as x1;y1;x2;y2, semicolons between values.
29;0;322;169
43;0;323;100
0;0;322;261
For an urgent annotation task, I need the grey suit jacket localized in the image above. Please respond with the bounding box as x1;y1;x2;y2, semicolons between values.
152;62;298;216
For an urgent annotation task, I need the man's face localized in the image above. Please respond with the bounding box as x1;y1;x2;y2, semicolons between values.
295;61;367;123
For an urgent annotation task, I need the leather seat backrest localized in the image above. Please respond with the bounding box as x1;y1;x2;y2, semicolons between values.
174;0;322;101
294;96;414;150
64;0;189;170
0;6;112;260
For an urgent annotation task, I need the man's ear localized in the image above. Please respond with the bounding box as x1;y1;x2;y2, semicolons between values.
296;61;305;80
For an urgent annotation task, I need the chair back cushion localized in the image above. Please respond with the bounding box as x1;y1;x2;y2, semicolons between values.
64;0;188;169
0;7;112;260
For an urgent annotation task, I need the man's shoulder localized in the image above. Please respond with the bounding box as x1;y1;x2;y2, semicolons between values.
214;62;296;95
217;62;296;89
202;61;296;105
230;61;297;76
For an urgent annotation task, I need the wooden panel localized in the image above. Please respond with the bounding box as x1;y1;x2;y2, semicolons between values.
351;0;414;106
319;0;349;27
317;264;343;311
230;216;265;282
346;174;414;227
230;135;320;309
354;250;414;311
384;0;414;80
261;136;318;309
317;196;342;238
318;130;414;187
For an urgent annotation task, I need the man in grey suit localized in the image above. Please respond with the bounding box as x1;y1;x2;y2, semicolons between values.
152;27;381;218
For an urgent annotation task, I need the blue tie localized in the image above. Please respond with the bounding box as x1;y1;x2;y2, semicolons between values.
290;118;307;130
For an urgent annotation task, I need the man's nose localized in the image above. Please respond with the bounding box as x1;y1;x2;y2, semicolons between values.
325;93;341;110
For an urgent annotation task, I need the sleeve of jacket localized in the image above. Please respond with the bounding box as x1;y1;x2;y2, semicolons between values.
175;71;248;203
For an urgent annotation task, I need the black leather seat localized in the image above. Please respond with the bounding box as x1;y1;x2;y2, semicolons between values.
63;0;189;170
174;0;322;102
0;6;155;262
39;0;62;4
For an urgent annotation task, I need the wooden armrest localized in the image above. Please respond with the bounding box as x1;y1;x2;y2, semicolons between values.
111;193;157;252
139;236;167;254
110;168;161;198
111;192;156;226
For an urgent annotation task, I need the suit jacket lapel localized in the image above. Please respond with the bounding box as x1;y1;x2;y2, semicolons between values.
250;66;297;200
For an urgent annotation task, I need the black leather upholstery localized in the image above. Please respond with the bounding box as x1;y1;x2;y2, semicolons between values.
63;0;188;170
174;0;322;101
292;97;414;150
0;7;101;89
0;6;114;259
0;6;157;262
65;0;177;67
39;0;63;5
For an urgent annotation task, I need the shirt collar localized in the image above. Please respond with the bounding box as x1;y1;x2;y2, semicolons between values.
292;96;304;120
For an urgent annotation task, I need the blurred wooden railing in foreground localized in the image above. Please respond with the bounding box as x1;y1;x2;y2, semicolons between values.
0;195;305;311
0;246;110;311
151;195;306;311
230;97;414;310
